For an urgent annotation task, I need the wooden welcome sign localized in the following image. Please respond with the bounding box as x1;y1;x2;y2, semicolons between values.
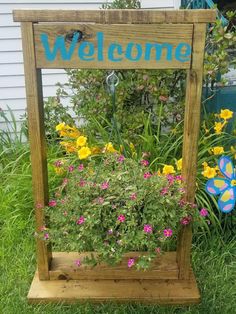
13;9;216;304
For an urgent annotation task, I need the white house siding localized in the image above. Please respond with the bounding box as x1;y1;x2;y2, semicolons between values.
0;0;181;136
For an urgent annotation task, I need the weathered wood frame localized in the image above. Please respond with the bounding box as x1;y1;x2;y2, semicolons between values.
14;9;216;304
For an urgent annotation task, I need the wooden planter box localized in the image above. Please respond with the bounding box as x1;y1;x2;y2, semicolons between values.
28;251;200;304
13;8;216;304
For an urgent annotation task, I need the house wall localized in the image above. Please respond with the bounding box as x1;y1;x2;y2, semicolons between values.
0;0;181;136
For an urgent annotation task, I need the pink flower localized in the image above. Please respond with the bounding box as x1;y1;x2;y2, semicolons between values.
130;193;137;200
48;200;57;207
180;216;191;225
44;233;49;240
77;216;85;225
75;259;81;267
78;164;84;171
200;208;209;217
128;258;135;268
117;155;125;163
118;214;125;222
68;165;75;172
101;181;109;190
108;229;113;235
143;172;152;179
40;225;47;231
175;175;183;181
163;229;173;237
54;160;63;167
63;178;69;185
166;174;175;185
160;187;169;195
179;199;186;207
143;224;153;233
155;247;161;254
140;159;149;167
79;179;86;187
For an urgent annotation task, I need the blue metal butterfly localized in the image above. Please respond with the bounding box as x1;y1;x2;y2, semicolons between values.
205;156;236;213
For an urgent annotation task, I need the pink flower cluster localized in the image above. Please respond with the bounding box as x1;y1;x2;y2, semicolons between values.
143;172;152;179
200;208;209;217
118;214;125;222
163;229;173;237
101;181;109;190
143;224;153;233
77;216;85;225
140;159;149;167
48;200;57;207
128;258;135;268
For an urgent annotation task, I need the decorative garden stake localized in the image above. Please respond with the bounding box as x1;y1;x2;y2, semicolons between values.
206;156;236;213
13;9;216;304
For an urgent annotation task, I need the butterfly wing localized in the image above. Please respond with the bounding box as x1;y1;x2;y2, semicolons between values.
218;156;235;180
206;178;230;195
218;187;236;213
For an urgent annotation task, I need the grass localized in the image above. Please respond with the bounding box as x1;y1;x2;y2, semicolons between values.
1;143;236;314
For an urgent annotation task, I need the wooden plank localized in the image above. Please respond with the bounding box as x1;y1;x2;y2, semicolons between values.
177;23;207;280
13;9;217;23
20;22;51;280
28;270;200;304
34;23;193;69
49;252;178;280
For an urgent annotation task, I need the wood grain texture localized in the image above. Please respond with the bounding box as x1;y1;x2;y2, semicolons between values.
28;270;200;304
20;22;51;280
49;252;178;280
34;23;193;69
177;23;207;280
13;9;216;23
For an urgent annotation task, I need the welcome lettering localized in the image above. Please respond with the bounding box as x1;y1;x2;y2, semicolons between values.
40;32;191;63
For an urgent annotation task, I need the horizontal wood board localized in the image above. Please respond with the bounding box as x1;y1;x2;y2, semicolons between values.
13;9;216;23
34;23;193;69
28;270;200;304
50;251;178;280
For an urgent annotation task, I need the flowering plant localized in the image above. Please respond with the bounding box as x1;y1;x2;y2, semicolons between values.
44;154;196;270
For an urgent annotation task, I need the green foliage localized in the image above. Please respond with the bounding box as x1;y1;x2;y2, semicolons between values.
102;0;141;9
44;154;194;270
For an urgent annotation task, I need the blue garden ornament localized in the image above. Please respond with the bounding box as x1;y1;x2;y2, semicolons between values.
206;156;236;213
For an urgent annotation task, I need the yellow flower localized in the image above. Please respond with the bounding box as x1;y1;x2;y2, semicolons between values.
91;146;101;155
78;147;91;160
211;146;224;155
56;122;66;131
54;167;65;175
219;109;233;120
67;127;80;139
202;166;217;179
176;158;182;171
60;141;77;153
76;136;87;147
104;142;117;153
202;161;208;169
214;122;226;134
162;165;176;175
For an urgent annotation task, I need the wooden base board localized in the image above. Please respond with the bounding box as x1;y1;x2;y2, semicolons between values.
28;271;200;305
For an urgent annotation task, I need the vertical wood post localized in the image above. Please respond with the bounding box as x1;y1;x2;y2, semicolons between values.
21;22;51;280
177;23;207;280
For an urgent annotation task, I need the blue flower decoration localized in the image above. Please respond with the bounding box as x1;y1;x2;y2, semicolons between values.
205;156;236;213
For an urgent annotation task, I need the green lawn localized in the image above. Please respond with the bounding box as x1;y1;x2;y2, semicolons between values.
1;144;236;314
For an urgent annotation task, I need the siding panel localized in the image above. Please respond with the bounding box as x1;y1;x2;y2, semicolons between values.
0;0;180;136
